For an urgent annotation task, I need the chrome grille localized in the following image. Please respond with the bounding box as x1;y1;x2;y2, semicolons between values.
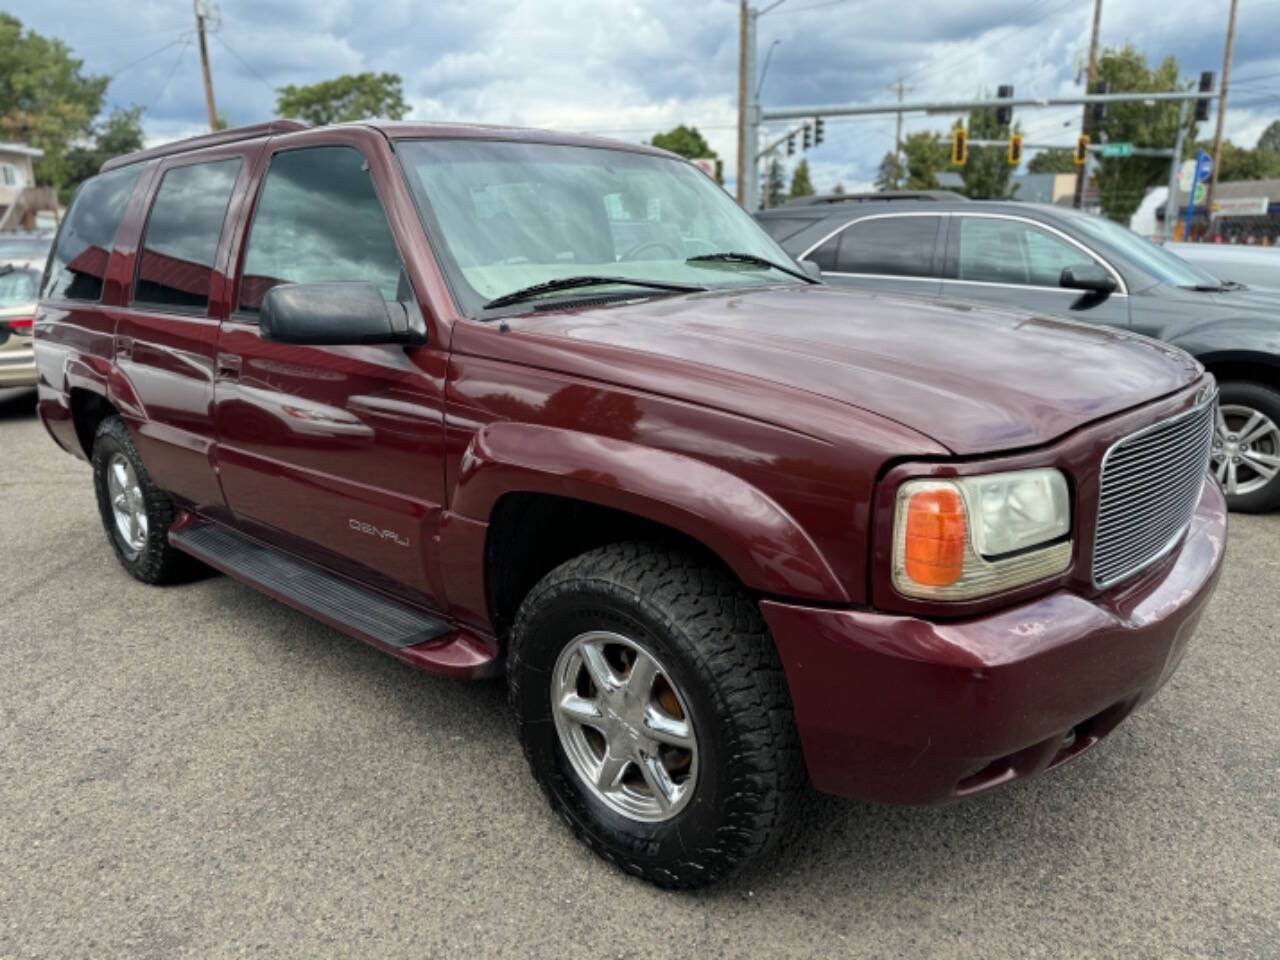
1093;398;1214;589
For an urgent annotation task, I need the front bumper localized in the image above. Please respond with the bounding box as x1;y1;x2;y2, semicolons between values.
761;479;1227;804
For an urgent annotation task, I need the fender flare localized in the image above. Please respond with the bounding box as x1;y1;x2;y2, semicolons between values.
451;421;850;602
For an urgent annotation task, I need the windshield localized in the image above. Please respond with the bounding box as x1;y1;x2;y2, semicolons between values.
397;139;803;314
1067;214;1220;287
0;268;38;307
0;236;51;261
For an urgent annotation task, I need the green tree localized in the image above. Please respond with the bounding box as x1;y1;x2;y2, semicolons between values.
276;72;409;125
0;14;107;194
955;102;1019;198
58;106;145;203
651;124;715;159
900;131;948;189
789;158;814;198
874;151;903;191
1257;120;1280;155
831;182;846;195
1028;150;1079;174
652;124;721;183
1092;46;1197;222
764;157;786;209
1194;138;1280;182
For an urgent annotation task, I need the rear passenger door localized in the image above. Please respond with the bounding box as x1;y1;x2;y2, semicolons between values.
801;214;945;296
940;214;1130;329
213;137;448;608
114;149;253;512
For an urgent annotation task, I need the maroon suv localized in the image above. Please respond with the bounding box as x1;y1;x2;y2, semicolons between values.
34;120;1225;888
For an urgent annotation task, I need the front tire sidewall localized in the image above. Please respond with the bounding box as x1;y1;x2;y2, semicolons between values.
511;583;736;882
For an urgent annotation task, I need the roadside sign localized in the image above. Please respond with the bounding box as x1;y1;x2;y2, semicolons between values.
1195;150;1214;182
1184;149;1212;238
1102;143;1133;158
1214;196;1269;217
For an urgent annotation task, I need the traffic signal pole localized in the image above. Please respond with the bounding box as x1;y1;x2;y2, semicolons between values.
1162;100;1191;242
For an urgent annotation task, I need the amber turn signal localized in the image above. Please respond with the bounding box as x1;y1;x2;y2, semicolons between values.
903;487;967;586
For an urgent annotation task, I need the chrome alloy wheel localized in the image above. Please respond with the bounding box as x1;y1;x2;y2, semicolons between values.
1214;404;1280;496
551;631;699;822
106;452;148;554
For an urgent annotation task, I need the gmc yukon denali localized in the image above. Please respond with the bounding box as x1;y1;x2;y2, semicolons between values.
34;120;1226;889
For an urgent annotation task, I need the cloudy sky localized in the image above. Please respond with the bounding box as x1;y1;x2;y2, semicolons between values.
9;0;1280;193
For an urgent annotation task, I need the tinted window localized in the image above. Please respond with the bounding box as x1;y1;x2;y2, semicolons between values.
835;216;940;276
956;216;1099;287
43;166;142;301
758;217;816;243
239;146;402;311
807;232;840;272
135;159;241;310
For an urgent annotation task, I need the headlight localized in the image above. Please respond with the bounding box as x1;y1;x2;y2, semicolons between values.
892;468;1072;600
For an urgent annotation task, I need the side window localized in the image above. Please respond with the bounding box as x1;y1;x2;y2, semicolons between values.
834;216;940;277
956;217;1099;287
806;231;840;272
239;146;403;312
135;158;241;310
42;165;143;302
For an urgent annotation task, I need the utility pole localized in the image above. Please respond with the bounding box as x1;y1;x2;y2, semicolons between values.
1073;0;1103;209
193;0;219;132
1162;99;1191;243
891;79;912;185
736;1;748;204
1205;0;1239;231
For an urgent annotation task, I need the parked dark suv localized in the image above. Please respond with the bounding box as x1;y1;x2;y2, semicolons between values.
35;123;1224;888
759;192;1280;512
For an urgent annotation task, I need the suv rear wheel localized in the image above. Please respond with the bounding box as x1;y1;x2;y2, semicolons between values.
1213;381;1280;512
92;415;198;584
507;541;804;889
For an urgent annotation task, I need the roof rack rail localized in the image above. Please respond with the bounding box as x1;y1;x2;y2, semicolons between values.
100;120;310;173
779;190;968;207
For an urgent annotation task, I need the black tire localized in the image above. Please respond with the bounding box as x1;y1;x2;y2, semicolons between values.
91;415;199;584
507;541;805;889
1216;381;1280;513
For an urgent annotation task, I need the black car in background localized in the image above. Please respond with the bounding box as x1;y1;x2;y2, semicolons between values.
757;193;1280;512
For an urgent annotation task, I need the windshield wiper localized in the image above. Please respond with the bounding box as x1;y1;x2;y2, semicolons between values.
1183;283;1232;292
483;275;705;311
685;251;818;284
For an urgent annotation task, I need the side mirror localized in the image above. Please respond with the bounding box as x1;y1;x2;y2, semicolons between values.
260;282;423;345
1059;263;1117;295
800;259;822;280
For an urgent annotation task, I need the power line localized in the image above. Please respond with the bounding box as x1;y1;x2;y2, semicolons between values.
106;34;191;79
212;34;276;94
143;40;193;114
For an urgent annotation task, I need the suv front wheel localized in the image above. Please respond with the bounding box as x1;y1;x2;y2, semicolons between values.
507;542;804;889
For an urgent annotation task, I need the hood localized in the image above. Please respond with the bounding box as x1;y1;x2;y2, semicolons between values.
1152;281;1280;312
463;285;1203;455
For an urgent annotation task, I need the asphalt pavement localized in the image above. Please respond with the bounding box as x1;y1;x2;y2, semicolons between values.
1;386;1276;959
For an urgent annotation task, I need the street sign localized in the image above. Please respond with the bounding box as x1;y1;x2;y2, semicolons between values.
1184;148;1212;239
1101;143;1133;158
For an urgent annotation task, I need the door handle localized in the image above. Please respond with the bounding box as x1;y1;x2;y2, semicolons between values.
216;353;242;380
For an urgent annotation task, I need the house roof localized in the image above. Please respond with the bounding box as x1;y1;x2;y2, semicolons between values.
0;143;44;159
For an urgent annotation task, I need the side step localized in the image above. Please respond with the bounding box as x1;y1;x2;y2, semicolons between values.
170;519;496;678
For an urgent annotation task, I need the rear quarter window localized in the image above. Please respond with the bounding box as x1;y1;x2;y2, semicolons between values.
42;165;143;302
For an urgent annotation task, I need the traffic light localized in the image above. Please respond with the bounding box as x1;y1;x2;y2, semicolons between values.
951;127;968;166
813;117;824;146
995;84;1014;127
1195;70;1215;122
802;122;812;150
1091;81;1111;125
1008;134;1023;167
1074;134;1090;165
787;134;795;156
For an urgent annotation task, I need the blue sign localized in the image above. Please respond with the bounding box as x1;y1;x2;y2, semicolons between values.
1185;149;1213;238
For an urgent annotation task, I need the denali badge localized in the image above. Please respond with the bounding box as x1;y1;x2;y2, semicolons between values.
348;518;410;547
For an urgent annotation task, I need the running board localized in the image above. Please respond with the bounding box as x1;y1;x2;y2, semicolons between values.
169;519;497;678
